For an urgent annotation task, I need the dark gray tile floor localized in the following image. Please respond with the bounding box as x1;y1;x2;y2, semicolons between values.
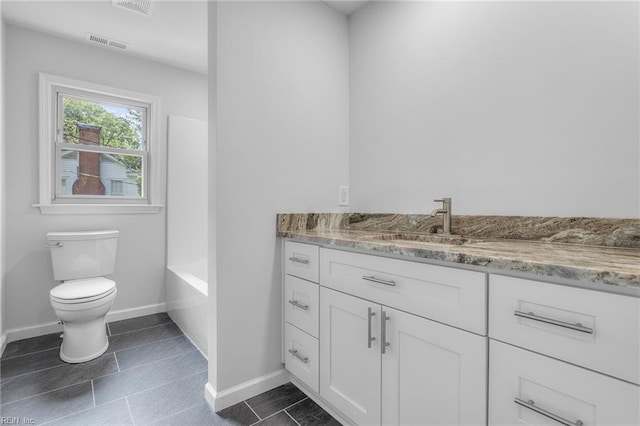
0;313;340;425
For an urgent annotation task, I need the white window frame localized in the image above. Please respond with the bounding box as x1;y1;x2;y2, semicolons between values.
37;73;163;214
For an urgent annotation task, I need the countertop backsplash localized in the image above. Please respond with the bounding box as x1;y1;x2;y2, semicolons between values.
278;213;640;248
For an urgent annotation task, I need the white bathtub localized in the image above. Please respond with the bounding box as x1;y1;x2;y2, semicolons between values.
166;259;208;357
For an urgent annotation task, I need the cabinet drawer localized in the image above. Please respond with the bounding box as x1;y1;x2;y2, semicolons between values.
489;340;639;426
285;274;319;338
320;248;487;335
489;275;640;384
284;323;319;393
284;241;319;283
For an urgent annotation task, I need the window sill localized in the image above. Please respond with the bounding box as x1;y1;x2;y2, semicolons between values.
33;204;164;215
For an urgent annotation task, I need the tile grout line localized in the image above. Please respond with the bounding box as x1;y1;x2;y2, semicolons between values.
37;401;99;426
284;409;303;426
151;401;205;424
1;350;121;388
1;379;92;407
67;347;201;393
107;320;174;337
1;344;62;362
245;400;262;421
248;397;309;426
0;359;68;385
91;379;96;407
113;352;121;372
101;368;208;405
125;396;136;425
107;333;187;356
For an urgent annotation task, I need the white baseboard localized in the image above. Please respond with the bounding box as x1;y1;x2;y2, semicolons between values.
5;303;167;344
205;368;290;412
106;302;167;323
6;321;62;343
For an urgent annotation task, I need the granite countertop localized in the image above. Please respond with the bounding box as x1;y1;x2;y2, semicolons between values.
277;214;640;293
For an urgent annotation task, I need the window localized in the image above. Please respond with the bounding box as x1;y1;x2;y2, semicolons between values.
38;73;163;214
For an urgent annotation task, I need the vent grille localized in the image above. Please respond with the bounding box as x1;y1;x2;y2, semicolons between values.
112;0;154;17
85;33;128;50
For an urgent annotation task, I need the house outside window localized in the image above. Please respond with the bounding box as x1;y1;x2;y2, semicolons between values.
110;180;124;196
38;73;163;214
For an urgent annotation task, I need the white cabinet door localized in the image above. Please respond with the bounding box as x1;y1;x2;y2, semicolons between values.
320;287;382;426
489;340;640;426
382;307;487;426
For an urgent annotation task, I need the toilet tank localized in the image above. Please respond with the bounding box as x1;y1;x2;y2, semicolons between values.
47;230;119;281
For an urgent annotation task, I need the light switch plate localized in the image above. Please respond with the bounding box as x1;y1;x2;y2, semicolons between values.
338;186;349;206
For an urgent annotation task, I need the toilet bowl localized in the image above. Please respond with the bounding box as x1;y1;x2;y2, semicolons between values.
50;277;117;363
47;230;119;363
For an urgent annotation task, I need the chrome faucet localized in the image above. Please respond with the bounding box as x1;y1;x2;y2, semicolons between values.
430;198;453;235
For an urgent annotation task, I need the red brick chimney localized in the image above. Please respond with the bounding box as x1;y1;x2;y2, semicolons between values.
72;123;105;195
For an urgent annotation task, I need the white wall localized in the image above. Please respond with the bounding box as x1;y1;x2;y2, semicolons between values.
167;116;208;268
4;25;207;335
212;0;349;394
350;1;640;218
207;0;218;392
0;3;6;349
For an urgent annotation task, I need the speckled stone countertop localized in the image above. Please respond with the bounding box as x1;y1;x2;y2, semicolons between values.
277;213;640;293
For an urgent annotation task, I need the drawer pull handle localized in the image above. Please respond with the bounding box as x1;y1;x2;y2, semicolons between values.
381;310;391;354
367;307;376;348
288;300;309;311
289;256;310;265
514;310;593;334
288;349;309;364
514;398;583;426
362;275;396;287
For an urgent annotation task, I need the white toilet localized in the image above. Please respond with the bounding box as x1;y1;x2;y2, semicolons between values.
47;230;119;363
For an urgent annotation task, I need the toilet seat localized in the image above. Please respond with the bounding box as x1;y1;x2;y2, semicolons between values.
50;277;116;304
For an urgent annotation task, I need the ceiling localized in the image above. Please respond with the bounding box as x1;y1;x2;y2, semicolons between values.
2;0;209;75
1;1;369;75
324;1;368;15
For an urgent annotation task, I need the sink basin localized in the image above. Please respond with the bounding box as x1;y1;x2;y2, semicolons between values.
364;232;472;246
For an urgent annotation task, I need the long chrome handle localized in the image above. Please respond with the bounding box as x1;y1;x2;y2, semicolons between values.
514;398;583;426
514;310;593;334
288;300;309;311
288;349;309;364
46;242;63;248
381;310;390;354
367;307;376;348
362;276;396;287
288;256;310;265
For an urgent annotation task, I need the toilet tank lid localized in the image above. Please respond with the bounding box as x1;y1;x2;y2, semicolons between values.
47;230;119;241
50;277;116;300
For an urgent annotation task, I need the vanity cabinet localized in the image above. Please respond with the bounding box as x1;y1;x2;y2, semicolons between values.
282;239;640;426
283;241;320;393
488;275;640;426
318;248;487;426
489;340;639;426
319;287;487;426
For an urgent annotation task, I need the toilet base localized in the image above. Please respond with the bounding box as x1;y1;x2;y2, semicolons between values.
59;316;110;363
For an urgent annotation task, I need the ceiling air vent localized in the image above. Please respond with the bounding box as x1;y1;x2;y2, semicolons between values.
112;0;154;17
85;33;128;50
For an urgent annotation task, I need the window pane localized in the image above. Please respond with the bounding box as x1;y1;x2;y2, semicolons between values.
59;150;144;197
61;96;144;151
